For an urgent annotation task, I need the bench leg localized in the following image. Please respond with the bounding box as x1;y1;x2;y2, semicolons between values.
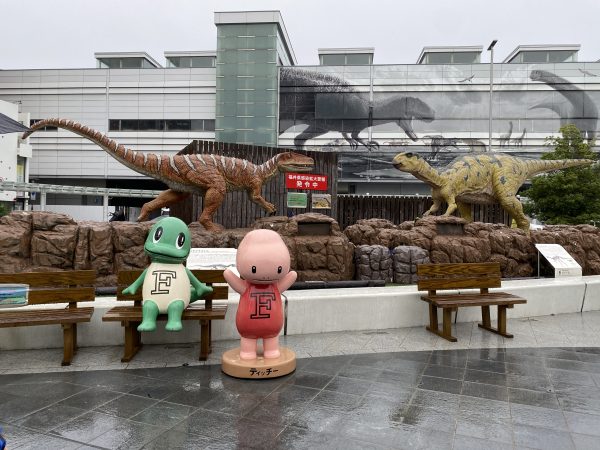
62;324;76;366
122;322;142;363
425;306;457;342
73;323;78;354
199;319;210;361
478;305;514;338
425;304;439;333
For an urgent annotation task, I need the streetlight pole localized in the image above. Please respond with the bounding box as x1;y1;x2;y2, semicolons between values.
488;40;498;152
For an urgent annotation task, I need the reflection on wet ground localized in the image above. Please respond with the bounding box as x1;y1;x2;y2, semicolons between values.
1;345;600;449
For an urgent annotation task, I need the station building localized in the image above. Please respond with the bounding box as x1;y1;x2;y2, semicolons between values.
0;10;598;218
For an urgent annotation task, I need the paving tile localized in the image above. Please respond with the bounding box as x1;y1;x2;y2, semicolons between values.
512;423;575;450
142;428;211;449
52;411;123;443
509;386;560;409
200;390;265;417
458;396;511;420
0;395;58;422
564;411;600;436
453;434;514;450
461;381;509;401
510;403;568;430
16;404;87;432
13;434;83;449
465;368;508;386
284;370;333;389
87;420;165;450
423;364;465;380
410;389;461;412
455;415;513;444
94;394;158;419
289;405;349;433
570;432;600;450
310;389;362;411
129;401;195;428
400;404;456;433
466;359;507;374
174;409;239;439
324;375;372;395
57;387;122;410
418;375;462;394
245;384;318;425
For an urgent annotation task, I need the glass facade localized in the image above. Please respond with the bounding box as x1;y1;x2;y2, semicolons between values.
320;53;373;66
97;58;156;69
215;23;279;146
279;62;600;186
166;56;216;68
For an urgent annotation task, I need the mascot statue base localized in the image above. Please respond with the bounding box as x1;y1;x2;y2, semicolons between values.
222;229;297;379
222;346;296;379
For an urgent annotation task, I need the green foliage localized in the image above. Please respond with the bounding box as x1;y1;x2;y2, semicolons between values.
523;124;600;225
0;203;9;217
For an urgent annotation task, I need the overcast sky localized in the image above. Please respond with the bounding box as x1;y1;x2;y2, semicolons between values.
2;0;599;69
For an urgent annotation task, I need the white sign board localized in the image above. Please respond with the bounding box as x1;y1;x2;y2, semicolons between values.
187;248;237;271
535;244;582;278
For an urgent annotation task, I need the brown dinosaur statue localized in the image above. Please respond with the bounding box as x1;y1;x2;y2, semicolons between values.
23;119;315;231
392;152;594;232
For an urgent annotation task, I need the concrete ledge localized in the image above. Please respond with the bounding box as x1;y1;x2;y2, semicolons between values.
1;276;599;350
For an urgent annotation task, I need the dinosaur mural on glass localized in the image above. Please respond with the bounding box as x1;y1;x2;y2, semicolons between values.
23;119;314;231
280;68;435;150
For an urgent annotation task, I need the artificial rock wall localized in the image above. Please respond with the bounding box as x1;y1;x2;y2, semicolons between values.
0;211;354;285
345;216;600;278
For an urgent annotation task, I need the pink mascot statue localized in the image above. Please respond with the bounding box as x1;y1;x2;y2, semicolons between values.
222;229;297;378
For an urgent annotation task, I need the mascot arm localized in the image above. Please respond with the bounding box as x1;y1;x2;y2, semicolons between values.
122;268;148;295
186;267;213;303
223;268;247;295
277;270;297;293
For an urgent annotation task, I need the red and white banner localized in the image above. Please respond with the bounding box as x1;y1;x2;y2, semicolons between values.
285;173;328;191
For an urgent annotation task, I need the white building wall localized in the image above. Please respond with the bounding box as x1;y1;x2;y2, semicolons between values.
0;67;217;181
0;101;23;202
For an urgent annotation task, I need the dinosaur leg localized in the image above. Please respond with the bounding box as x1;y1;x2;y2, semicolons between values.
294;124;323;149
442;195;458;216
137;189;190;222
199;187;226;232
457;202;473;222
248;182;276;215
424;192;443;216
499;195;530;232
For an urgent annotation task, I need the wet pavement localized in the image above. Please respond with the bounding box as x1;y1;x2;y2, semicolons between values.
1;345;600;449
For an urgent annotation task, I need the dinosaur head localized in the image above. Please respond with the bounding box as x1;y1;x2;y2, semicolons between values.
276;152;315;173
144;217;191;264
392;152;429;174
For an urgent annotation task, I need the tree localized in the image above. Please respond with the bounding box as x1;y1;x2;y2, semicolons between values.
523;124;600;225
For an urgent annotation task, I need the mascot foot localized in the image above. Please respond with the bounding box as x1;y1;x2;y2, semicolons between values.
138;301;159;332
239;351;257;360
264;349;281;359
165;300;185;332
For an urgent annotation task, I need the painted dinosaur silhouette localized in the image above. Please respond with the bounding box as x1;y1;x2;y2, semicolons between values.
23;119;314;231
530;69;598;140
392;152;594;232
280;68;435;149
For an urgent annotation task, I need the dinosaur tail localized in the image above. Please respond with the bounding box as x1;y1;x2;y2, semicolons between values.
524;158;595;177
22;118;161;178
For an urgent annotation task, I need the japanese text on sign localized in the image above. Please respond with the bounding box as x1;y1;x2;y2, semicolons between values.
285;173;328;191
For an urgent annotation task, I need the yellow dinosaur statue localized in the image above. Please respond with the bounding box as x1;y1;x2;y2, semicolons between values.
392;152;594;231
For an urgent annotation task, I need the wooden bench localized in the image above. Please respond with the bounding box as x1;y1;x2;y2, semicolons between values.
103;269;228;362
0;270;96;365
417;262;527;342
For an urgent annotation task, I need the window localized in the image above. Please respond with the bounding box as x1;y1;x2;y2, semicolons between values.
166;56;216;68
30;119;57;130
108;119;215;131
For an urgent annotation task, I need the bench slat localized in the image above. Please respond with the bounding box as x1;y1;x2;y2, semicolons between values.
28;287;96;304
0;270;95;286
421;294;527;308
418;277;501;291
0;307;94;327
102;305;227;322
417;263;501;277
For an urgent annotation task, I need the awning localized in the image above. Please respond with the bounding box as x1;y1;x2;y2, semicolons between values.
0;112;29;134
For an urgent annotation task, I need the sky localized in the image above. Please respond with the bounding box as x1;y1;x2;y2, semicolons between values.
1;0;600;69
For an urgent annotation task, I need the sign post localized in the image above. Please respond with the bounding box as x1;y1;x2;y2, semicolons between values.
534;244;582;278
